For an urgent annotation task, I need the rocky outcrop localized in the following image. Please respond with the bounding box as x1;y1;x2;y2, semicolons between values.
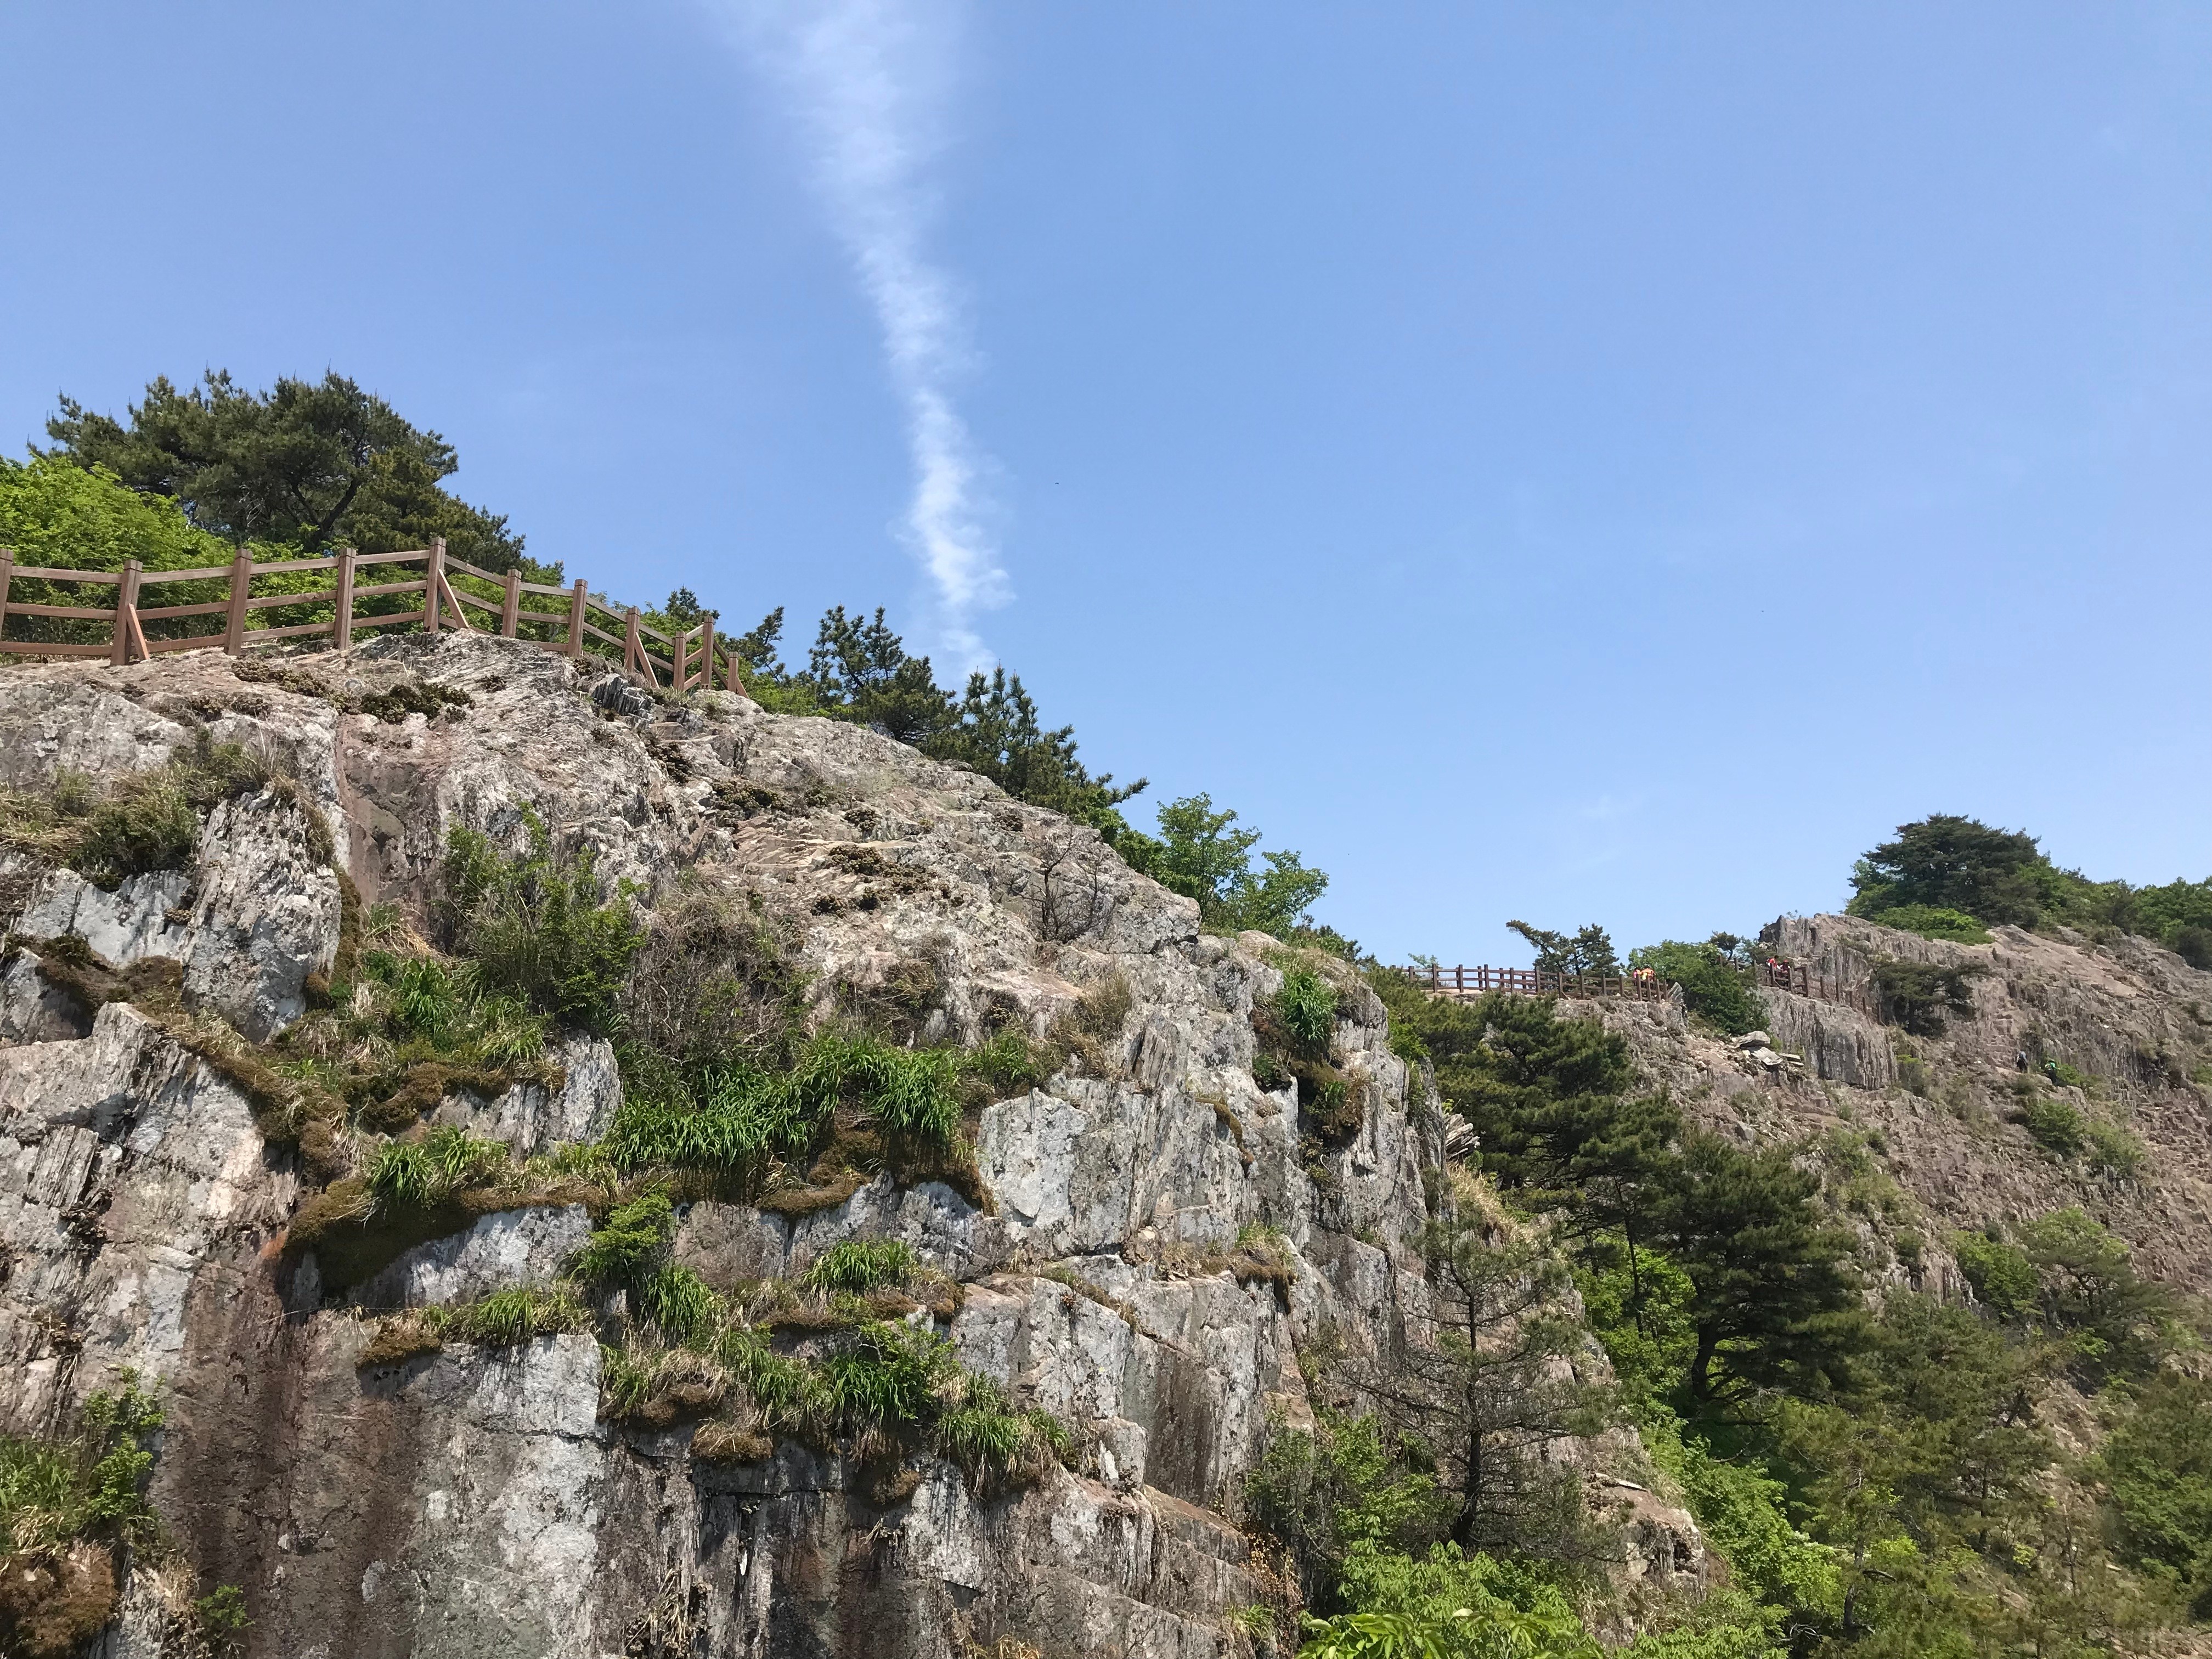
1575;911;2212;1290
4;634;1677;1659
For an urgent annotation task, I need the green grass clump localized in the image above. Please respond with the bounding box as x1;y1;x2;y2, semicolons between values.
365;1126;511;1212
606;1029;964;1176
803;1238;919;1295
641;1265;721;1348
1;733;276;889
441;812;642;1037
821;1322;952;1430
1274;968;1339;1051
445;1286;593;1346
0;1374;163;1554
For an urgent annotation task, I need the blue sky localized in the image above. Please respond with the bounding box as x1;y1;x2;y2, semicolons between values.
3;3;2207;962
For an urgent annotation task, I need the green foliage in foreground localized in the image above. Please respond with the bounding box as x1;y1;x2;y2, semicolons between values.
1314;980;2212;1656
0;1375;164;1554
442;814;644;1037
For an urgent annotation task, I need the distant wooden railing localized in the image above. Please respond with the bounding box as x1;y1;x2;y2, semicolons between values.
1400;964;1674;1003
0;536;746;693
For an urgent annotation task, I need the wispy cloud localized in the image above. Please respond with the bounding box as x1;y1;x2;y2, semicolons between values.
713;0;1007;668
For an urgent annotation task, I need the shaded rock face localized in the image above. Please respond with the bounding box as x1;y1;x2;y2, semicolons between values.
1579;912;2212;1291
0;635;1568;1658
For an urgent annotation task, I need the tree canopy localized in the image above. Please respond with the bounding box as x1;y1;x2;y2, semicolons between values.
1848;814;2046;927
42;370;544;575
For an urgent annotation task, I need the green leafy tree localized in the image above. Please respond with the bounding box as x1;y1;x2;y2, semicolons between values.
1652;1134;1863;1407
926;667;1146;827
43;370;543;574
1505;921;1618;978
2097;1373;2212;1616
1362;1217;1609;1558
1627;939;1764;1035
1243;1408;1453;1611
1847;815;2046;927
1123;792;1329;936
793;604;955;742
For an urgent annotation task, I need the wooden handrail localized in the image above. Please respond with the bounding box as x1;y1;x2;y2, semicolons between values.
0;535;739;692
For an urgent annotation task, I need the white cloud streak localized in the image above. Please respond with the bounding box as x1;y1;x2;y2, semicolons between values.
714;0;1007;668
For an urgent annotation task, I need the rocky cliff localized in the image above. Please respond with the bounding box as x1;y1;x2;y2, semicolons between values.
1573;912;2212;1305
0;634;1675;1659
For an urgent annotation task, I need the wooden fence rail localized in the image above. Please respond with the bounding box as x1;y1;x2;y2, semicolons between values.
0;537;748;693
1398;964;1675;1003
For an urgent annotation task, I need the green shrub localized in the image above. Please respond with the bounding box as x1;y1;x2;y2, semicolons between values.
0;1374;164;1554
1627;940;1764;1036
641;1264;721;1347
1863;905;1993;945
932;1372;1066;1486
606;1029;963;1175
803;1239;919;1295
1275;968;1340;1050
1242;1409;1453;1611
442;813;642;1036
2046;1058;2091;1092
2085;1117;2147;1180
573;1192;676;1283
1952;1230;2038;1321
37;733;274;887
1640;1411;1840;1624
820;1322;953;1430
193;1584;250;1643
1313;1542;1600;1658
960;1026;1053;1098
2097;1373;2212;1615
2017;1095;2086;1158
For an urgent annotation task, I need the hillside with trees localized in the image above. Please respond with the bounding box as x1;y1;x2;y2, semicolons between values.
1;375;2209;1659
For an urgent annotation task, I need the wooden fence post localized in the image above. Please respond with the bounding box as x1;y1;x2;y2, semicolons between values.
567;579;588;657
334;549;356;651
111;560;143;666
673;630;690;694
424;538;445;635
697;616;715;694
623;607;641;680
223;552;252;653
501;569;521;638
1;549;16;644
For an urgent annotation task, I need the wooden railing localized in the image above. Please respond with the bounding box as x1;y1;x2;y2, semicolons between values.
0;536;745;693
1400;964;1674;1003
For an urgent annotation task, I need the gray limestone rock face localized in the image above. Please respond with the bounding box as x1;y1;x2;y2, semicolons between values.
432;1034;623;1155
351;1205;596;1311
0;636;1711;1658
0;1001;295;1437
